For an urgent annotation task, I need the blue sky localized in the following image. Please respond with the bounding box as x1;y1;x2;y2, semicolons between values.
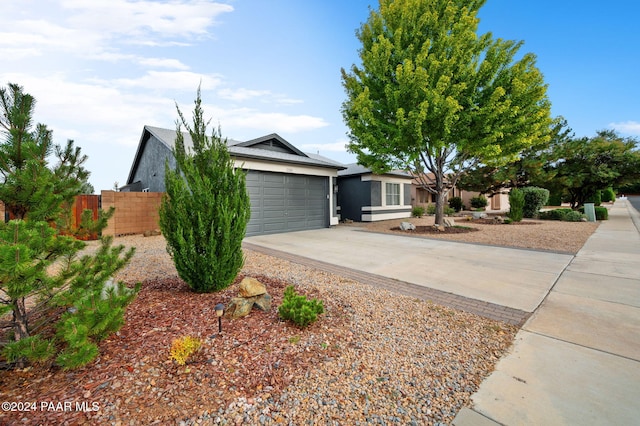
1;0;638;192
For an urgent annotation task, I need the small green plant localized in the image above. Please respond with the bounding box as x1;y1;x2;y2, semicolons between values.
411;205;425;218
508;188;525;222
425;204;454;215
470;195;488;209
586;190;602;206
503;217;512;224
170;336;202;365
278;286;324;328
579;206;609;220
448;196;463;212
538;208;572;221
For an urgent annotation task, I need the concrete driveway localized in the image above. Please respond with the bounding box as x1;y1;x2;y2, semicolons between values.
245;226;573;313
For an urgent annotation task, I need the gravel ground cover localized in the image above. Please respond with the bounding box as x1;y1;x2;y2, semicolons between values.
0;216;599;425
358;214;599;254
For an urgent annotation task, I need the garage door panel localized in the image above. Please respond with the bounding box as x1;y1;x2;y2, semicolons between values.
245;170;328;236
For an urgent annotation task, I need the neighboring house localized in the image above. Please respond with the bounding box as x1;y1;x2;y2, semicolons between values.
337;164;413;222
411;174;510;212
123;125;345;236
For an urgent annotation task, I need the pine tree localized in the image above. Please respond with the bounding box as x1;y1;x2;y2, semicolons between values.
0;82;138;369
160;87;250;293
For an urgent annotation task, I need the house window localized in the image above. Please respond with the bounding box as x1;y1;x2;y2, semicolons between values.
385;183;400;205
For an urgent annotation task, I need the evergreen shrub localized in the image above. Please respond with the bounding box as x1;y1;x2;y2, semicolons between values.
412;206;425;218
521;187;549;218
278;286;324;328
448;196;463;212
601;187;616;203
470;196;488;209
508;188;525;222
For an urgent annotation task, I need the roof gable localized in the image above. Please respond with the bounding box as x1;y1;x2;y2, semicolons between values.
233;133;307;157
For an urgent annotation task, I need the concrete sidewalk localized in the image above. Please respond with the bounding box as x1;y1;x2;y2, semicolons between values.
453;199;640;425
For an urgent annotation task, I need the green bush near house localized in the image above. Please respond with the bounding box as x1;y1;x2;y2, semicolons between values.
412;205;425;218
508;188;525;222
426;204;455;215
522;187;549;218
448;196;463;212
470;196;488;209
564;210;586;222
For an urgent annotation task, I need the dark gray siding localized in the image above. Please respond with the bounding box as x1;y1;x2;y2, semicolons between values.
337;176;371;222
130;135;174;192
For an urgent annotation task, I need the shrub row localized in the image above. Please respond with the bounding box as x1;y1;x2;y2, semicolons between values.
578;205;609;220
538;208;585;222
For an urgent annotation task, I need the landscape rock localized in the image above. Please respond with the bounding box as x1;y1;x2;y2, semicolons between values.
239;277;267;297
443;218;456;227
224;297;254;319
472;212;488;219
492;216;504;224
143;229;161;237
399;221;416;231
252;293;273;312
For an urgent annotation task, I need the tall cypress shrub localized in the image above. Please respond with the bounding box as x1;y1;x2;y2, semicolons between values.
521;186;549;218
160;88;250;293
508;188;525;222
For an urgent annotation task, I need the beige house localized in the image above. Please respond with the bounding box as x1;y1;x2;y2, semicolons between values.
411;175;510;213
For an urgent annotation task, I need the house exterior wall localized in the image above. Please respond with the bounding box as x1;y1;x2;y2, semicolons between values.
128;134;174;192
340;174;412;222
337;176;370;222
411;183;510;213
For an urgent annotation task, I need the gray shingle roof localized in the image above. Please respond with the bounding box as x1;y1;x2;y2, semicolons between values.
338;163;412;178
144;125;345;170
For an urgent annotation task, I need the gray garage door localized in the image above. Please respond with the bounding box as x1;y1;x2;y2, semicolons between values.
245;171;328;236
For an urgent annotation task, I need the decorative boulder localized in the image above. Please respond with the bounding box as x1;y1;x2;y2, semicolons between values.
239;277;267;298
492;216;504;224
443;218;456;227
472;212;488;219
252;293;273;311
224;297;255;319
399;221;416;231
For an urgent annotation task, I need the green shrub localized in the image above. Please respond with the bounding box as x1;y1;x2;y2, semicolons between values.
508;188;525;222
578;206;608;220
448;196;463;212
538;208;573;221
503;218;512;224
412;205;425;218
425;204;454;215
470;196;488;209
564;210;585;222
278;286;324;328
601;187;616;203
521;187;549;218
586;190;602;206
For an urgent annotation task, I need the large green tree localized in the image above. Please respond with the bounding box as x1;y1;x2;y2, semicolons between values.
544;130;640;208
342;0;553;225
457;117;573;194
0;83;137;369
159;88;250;293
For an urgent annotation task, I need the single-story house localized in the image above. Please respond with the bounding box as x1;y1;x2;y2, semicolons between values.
337;164;413;222
123;125;345;236
411;174;510;212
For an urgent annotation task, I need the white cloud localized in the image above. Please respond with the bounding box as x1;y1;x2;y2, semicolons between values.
610;121;640;135
222;110;330;134
217;88;272;102
61;0;233;40
110;71;223;91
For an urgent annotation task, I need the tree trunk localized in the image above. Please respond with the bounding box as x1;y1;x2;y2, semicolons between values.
12;297;29;368
434;190;446;226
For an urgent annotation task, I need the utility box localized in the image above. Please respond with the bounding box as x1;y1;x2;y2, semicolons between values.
584;203;596;222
